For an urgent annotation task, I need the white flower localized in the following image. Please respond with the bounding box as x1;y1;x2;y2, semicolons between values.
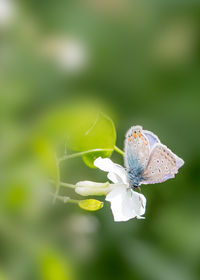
75;157;146;222
93;157;146;222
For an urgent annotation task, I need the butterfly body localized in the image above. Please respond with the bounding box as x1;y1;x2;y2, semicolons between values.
127;167;145;188
124;126;184;188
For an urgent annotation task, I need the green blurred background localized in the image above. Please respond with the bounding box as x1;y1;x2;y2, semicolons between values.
0;0;200;279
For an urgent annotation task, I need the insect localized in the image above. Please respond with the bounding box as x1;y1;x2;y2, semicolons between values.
124;125;184;189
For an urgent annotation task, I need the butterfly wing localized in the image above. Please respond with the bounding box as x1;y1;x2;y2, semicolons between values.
142;143;184;184
124;126;150;171
143;130;160;151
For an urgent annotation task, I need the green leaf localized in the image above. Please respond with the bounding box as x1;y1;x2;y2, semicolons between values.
65;105;116;167
78;199;104;211
34;102;116;168
82;150;112;168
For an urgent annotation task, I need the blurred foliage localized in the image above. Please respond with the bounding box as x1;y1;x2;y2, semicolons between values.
34;102;116;169
39;250;72;280
0;0;200;280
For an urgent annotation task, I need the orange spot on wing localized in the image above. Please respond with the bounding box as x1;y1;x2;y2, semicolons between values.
133;133;137;138
128;137;132;141
138;132;141;137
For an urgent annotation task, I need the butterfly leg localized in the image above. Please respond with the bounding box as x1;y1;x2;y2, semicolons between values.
131;185;142;193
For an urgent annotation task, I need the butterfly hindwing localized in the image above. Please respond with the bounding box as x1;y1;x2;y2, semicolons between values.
142;143;183;184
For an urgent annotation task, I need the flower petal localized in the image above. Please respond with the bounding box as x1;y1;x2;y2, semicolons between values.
94;157;128;184
106;187;146;222
75;181;110;196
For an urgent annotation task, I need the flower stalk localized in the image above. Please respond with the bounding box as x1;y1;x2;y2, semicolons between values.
59;148;113;162
52;155;61;204
50;192;103;211
49;180;76;189
50;192;79;204
114;145;124;156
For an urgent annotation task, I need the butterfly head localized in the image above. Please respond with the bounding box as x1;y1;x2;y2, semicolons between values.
126;125;143;142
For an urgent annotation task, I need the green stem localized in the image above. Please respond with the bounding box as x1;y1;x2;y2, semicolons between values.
49;179;76;189
60;182;76;189
52;155;60;204
60;181;76;189
59;148;113;162
50;192;79;204
114;145;124;156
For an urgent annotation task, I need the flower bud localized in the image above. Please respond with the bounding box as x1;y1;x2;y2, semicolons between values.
75;181;110;196
78;199;103;211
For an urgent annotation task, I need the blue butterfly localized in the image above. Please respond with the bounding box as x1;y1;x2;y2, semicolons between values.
124;126;184;188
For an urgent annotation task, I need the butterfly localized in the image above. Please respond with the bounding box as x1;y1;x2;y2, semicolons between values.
124;125;184;188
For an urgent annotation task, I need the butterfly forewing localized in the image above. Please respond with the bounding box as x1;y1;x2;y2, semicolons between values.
124;126;150;171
